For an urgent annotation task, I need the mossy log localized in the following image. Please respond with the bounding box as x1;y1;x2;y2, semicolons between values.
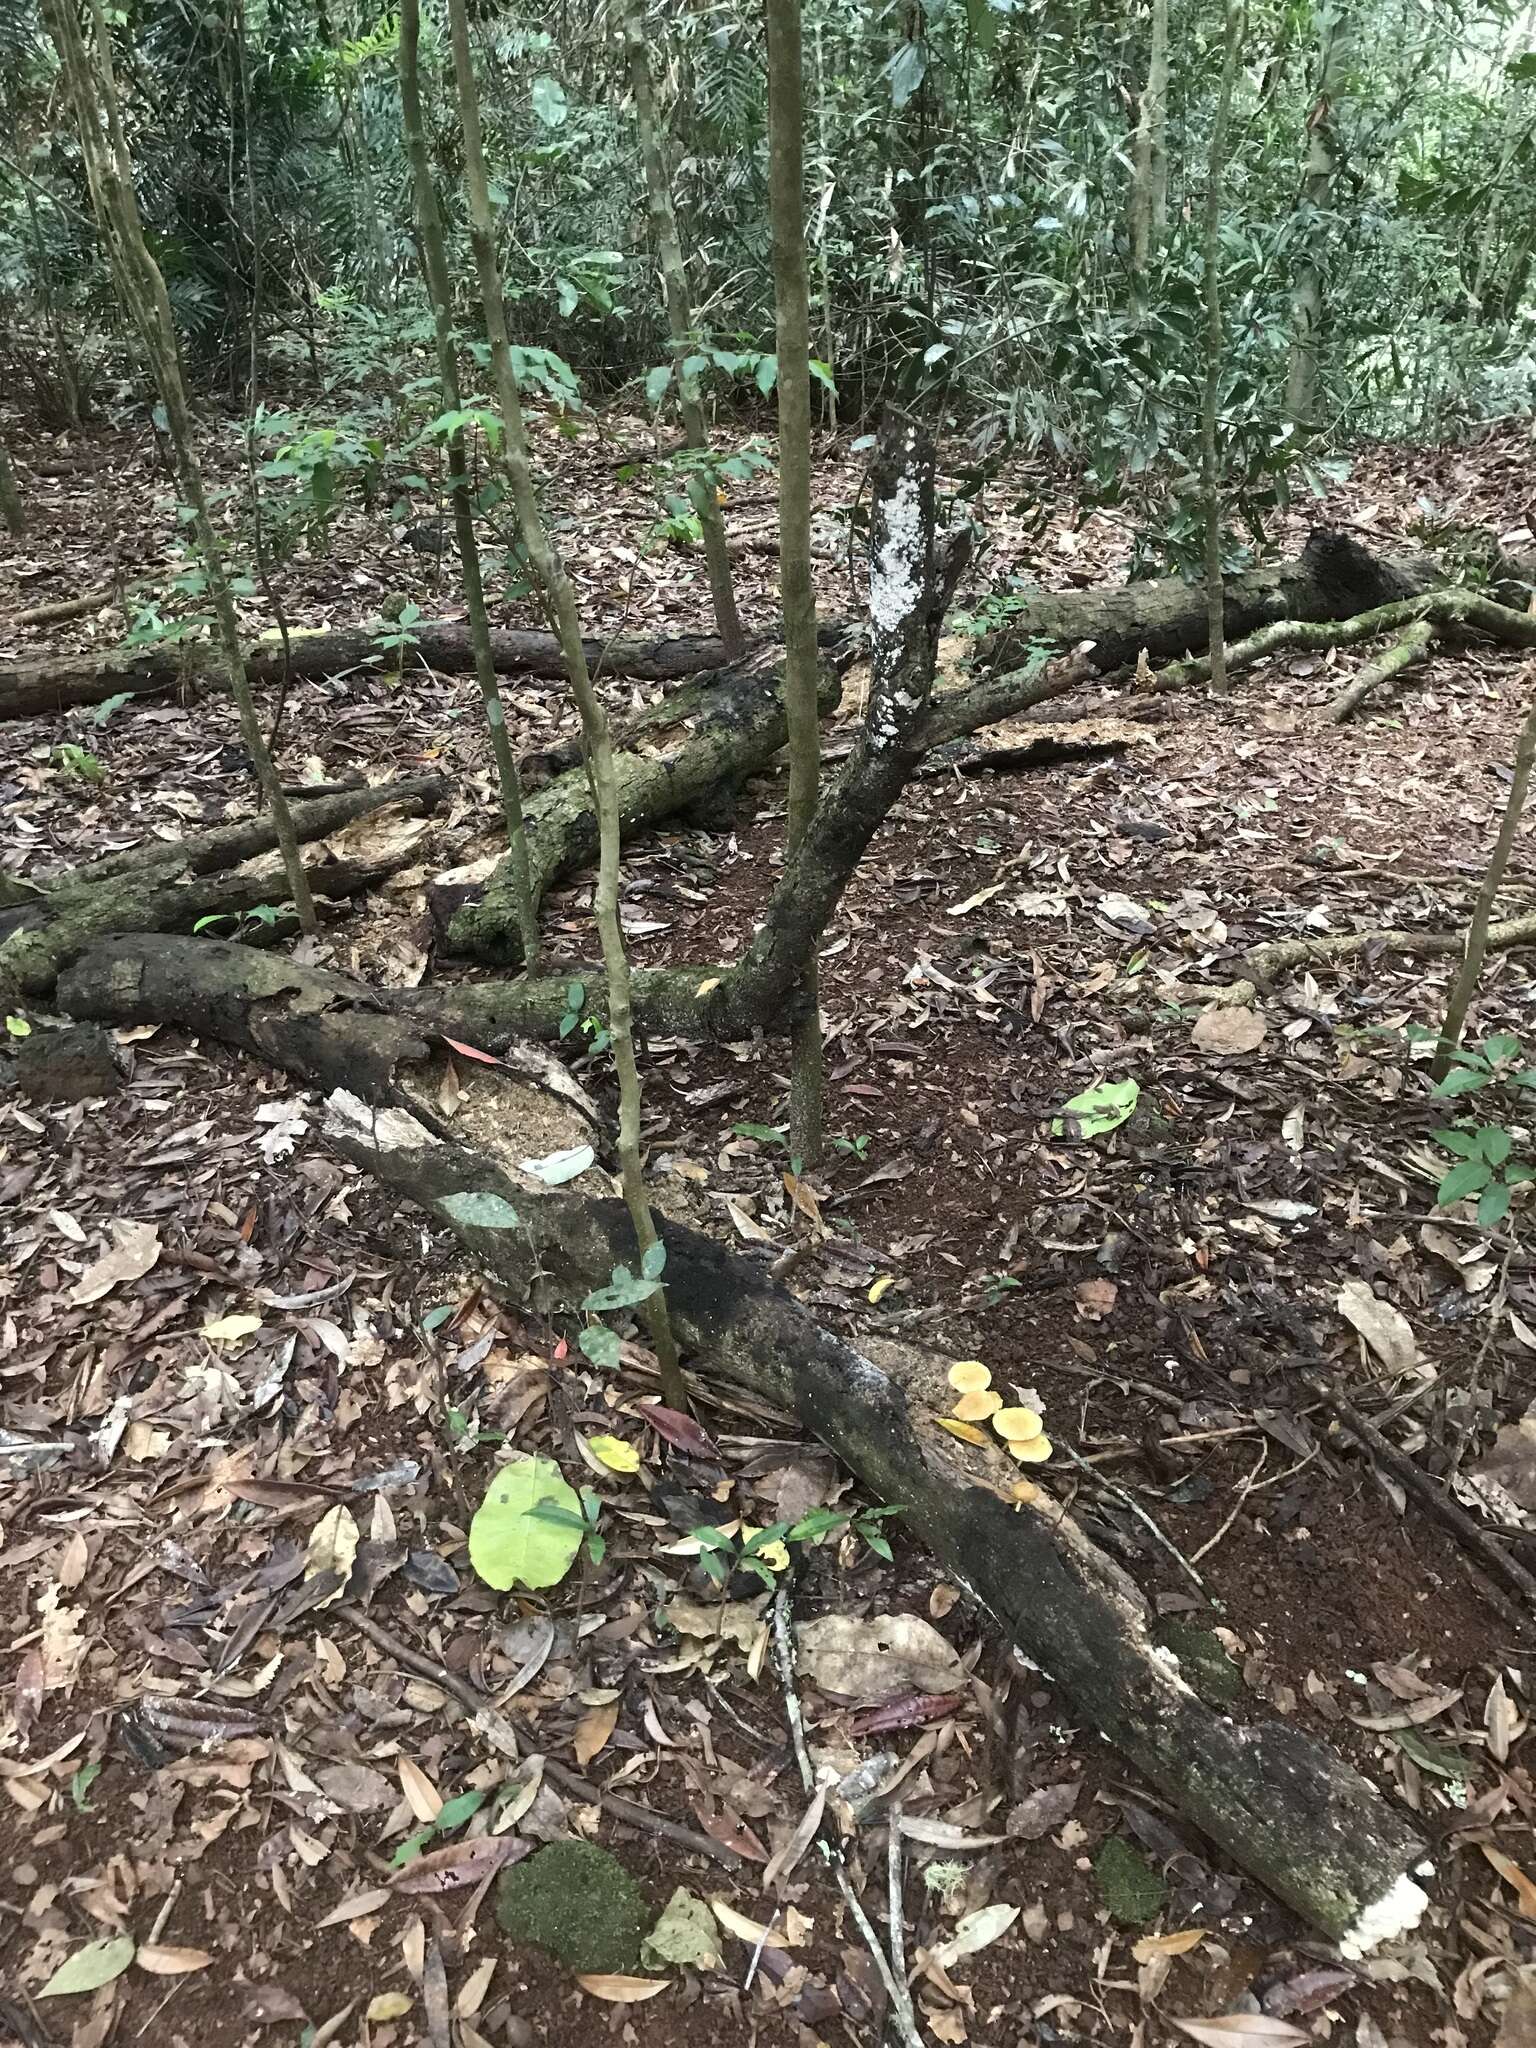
56;930;1434;1952
0;780;440;1007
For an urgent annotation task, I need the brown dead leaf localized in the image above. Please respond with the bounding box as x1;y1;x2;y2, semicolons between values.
1484;1844;1536;1917
575;1976;671;2003
571;1700;620;1768
796;1611;964;1704
1170;2019;1308;2047
136;1945;213;1975
1496;1968;1536;2048
397;1757;443;1823
1336;1279;1419;1375
1132;1929;1206;1962
70;1219;161;1304
1191;1008;1266;1055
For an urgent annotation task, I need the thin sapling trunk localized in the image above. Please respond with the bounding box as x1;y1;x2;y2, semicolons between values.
1200;0;1245;694
445;0;685;1409
0;437;25;538
765;0;825;1165
1129;0;1171;290
42;0;316;934
1284;6;1347;436
398;0;540;966
623;0;745;658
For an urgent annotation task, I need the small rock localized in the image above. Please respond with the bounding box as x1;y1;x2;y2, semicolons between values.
14;1022;127;1104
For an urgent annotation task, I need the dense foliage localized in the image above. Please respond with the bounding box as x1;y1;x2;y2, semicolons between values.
4;0;1534;568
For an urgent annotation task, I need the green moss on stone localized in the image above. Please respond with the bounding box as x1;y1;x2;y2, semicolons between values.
1153;1619;1243;1709
1095;1836;1166;1926
495;1840;646;1973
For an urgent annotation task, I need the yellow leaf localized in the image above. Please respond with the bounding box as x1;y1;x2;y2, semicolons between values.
868;1274;895;1304
367;1994;414;2021
136;1945;213;1975
575;1975;671;2003
711;1899;792;1949
1132;1929;1206;1962
740;1525;789;1572
695;977;721;996
588;1434;640;1475
398;1756;443;1823
303;1504;359;1606
1483;1844;1536;1916
201;1312;263;1345
936;1416;989;1448
572;1700;620;1768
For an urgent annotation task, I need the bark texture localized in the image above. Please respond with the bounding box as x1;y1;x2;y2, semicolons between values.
53;930;1434;1949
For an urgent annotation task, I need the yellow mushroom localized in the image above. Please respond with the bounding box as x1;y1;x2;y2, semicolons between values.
1009;1434;1053;1464
953;1388;1002;1421
1009;1479;1040;1505
992;1407;1043;1443
947;1361;991;1395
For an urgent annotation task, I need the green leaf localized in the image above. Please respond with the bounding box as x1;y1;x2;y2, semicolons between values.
732;1121;787;1146
787;1508;852;1543
1392;1727;1472;1778
437;1788;487;1831
70;1761;101;1810
641;1888;723;1973
753;354;779;396
1438;1159;1493;1204
644;364;673;407
1478;1181;1513;1227
640;1240;667;1282
1051;1078;1140;1139
440;1191;521;1230
40;1936;136;1997
565;980;586;1010
5;1013;31;1037
468;1455;584;1591
530;74;569;126
1432;1127;1479;1157
884;38;927;108
809;358;837;394
578;1324;622;1370
1482;1033;1522;1064
582;1264;661;1311
1436;1066;1490;1098
1094;1838;1166;1927
1482;1126;1513;1167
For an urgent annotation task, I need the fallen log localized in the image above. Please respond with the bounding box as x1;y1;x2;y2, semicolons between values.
0;622;753;721
54;930;1436;1952
1326;620;1438;723
1247;905;1536;984
443;639;850;962
0;780;441;1007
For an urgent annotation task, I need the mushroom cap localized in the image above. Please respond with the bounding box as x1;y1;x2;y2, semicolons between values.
953;1388;1002;1421
992;1407;1044;1443
1009;1434;1054;1465
947;1360;992;1395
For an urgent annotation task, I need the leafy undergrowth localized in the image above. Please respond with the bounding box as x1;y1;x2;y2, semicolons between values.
2;413;1535;2048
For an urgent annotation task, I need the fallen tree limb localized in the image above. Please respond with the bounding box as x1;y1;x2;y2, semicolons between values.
1326;620;1439;723
54;931;1434;1951
1247;906;1536;985
0;781;439;1007
444;639;850;962
0;622;755;721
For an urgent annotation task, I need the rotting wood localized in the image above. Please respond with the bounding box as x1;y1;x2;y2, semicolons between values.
56;931;1437;1952
1325;619;1439;722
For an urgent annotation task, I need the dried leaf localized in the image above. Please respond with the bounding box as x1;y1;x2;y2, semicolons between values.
70;1221;160;1305
392;1837;520;1892
315;1887;393;1928
367;1994;413;2022
1191;1008;1266;1055
136;1945;213;1975
1483;1843;1536;1916
398;1756;443;1823
1169;2019;1309;2048
303;1505;359;1604
929;1904;1019;1967
796;1612;964;1704
936;1416;989;1447
1132;1929;1207;1962
711;1899;792;1949
201;1311;264;1345
1335;1279;1419;1374
572;1701;620;1768
574;1975;672;2002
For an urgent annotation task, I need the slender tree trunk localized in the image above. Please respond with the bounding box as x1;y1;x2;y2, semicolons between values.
1129;0;1171;291
41;0;316;934
812;20;838;430
1283;5;1347;437
622;0;744;658
765;0;825;1165
1200;0;1244;694
1432;681;1536;1083
0;437;25;538
445;0;684;1408
398;0;539;966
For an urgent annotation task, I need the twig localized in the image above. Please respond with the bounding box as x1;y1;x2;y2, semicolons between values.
887;1798;908;1991
335;1604;743;1868
1311;1381;1536;1627
1052;1438;1208;1595
1189;1445;1267;1564
771;1589;924;2048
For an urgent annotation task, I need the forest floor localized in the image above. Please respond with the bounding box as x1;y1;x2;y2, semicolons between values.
2;407;1536;2048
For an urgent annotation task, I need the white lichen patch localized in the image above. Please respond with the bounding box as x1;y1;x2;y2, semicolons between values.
325;1087;429;1151
869;469;924;637
1337;1870;1430;1959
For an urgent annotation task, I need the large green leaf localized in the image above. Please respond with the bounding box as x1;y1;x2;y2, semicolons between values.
469;1456;583;1591
40;1937;136;1997
530;75;568;127
1051;1078;1139;1139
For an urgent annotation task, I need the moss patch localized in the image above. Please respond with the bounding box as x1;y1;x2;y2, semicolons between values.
495;1840;646;1973
1152;1619;1243;1709
1095;1836;1166;1926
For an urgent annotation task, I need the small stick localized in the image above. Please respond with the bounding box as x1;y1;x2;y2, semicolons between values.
337;1604;743;1868
887;1798;908;1990
1312;1382;1536;1624
771;1590;924;2048
1189;1445;1267;1564
1053;1439;1208;1595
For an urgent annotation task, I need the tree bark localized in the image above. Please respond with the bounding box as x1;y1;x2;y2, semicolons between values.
766;0;825;1163
1284;7;1348;436
624;0;745;658
1201;0;1244;693
53;929;1435;1953
1324;618;1437;722
399;0;539;962
0;435;26;538
1128;0;1171;287
0;626;751;722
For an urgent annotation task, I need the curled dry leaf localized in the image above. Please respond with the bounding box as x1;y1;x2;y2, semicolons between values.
303;1504;359;1605
1483;1844;1536;1916
795;1611;964;1704
69;1220;160;1305
136;1945;213;1975
397;1756;443;1823
366;1993;413;2022
711;1899;792;1949
1191;1007;1267;1055
1132;1928;1206;1963
1335;1279;1419;1375
391;1837;523;1893
1169;2018;1309;2047
574;1975;672;2003
929;1903;1019;1968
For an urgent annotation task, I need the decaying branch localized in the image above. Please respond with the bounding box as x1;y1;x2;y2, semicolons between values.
51;930;1436;1951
